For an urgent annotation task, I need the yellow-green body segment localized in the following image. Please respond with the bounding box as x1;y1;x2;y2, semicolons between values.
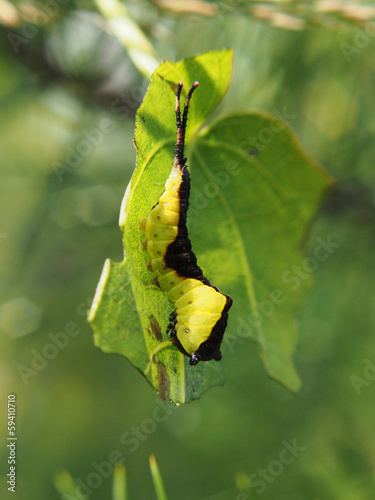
141;81;232;365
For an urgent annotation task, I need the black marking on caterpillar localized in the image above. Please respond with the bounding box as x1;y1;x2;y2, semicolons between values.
141;81;232;366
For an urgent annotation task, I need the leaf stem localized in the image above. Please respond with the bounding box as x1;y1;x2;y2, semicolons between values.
94;0;159;78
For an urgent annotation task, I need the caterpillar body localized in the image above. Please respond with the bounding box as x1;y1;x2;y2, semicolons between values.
141;81;232;366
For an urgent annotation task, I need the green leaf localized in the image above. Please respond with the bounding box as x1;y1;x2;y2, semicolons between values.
89;49;233;404
112;464;127;500
149;455;168;500
189;112;332;391
89;48;332;403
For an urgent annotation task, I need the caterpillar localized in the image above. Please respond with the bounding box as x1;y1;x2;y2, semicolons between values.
140;81;232;366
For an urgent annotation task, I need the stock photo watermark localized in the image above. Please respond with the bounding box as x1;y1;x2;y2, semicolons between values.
189;160;242;217
188;105;296;218
110;85;146;121
7;0;70;54
119;398;179;453
225;235;341;352
52;119;115;182
17;296;92;386
238;106;296;155
340;22;375;62
6;394;17;493
236;439;306;497
71;397;178;498
72;450;124;499
52;84;146;182
350;358;375;395
17;321;81;385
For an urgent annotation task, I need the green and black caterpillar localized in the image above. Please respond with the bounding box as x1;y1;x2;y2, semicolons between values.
141;81;232;366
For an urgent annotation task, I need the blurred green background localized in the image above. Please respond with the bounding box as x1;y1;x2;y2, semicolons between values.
1;1;375;499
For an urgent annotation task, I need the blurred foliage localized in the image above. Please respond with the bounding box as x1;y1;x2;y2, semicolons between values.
1;1;375;499
149;455;168;500
54;461;162;500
